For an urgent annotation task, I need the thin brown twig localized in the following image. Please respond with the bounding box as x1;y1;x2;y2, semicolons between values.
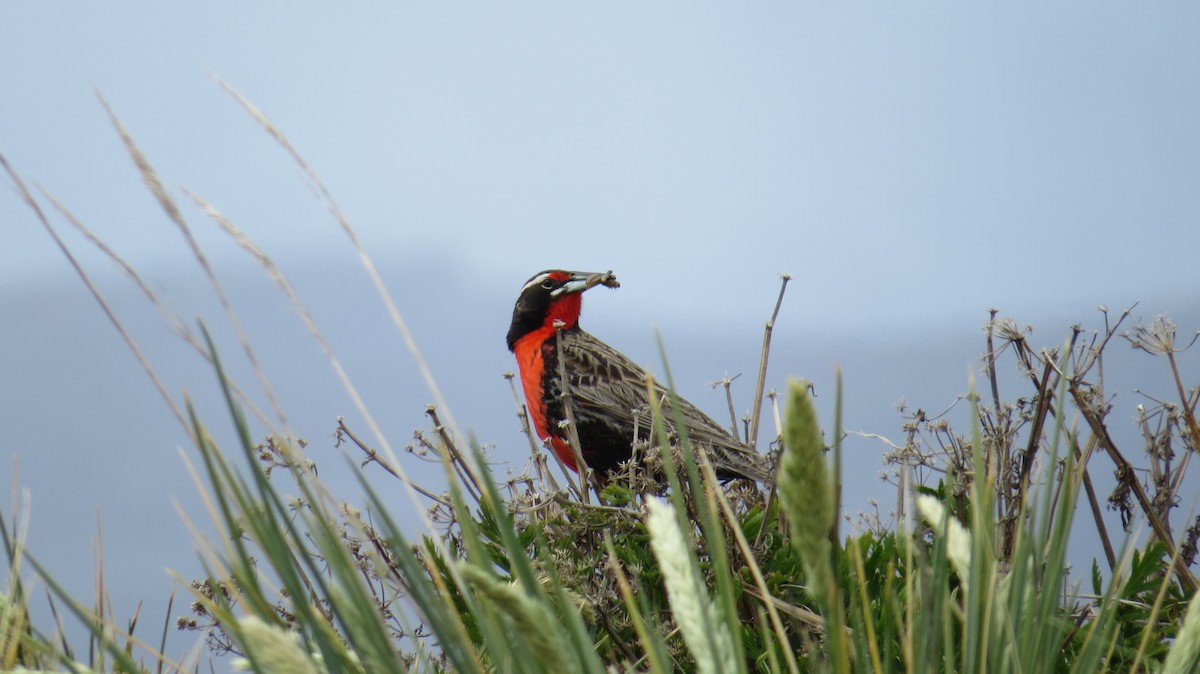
1076;440;1117;571
749;274;791;447
504;373;562;492
551;494;640;517
709;374;744;443
1070;384;1198;593
754;388;784;551
1016;360;1057;504
1166;349;1200;484
984;310;1008;518
336;419;451;508
555;324;594;504
426;407;483;506
985;308;1004;415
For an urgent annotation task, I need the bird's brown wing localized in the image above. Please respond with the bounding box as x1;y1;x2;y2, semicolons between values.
559;330;771;482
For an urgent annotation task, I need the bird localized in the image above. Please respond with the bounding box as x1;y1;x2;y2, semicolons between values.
506;269;772;484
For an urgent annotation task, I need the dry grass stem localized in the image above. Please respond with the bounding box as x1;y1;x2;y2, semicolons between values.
503;373;562;491
335;420;451;508
183;186;436;512
1;153;189;433
212;76;466;474
748;273;791;447
97;92;291;435
554;324;596;504
37;185;274;430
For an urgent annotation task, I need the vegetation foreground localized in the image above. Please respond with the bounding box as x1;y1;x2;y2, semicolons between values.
2;90;1199;673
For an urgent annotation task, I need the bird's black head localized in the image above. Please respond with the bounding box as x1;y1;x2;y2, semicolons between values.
506;269;620;351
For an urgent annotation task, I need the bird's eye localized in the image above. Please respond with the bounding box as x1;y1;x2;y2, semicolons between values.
540;278;555;289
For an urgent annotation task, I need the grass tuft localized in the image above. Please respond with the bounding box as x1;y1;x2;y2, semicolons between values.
3;87;1199;673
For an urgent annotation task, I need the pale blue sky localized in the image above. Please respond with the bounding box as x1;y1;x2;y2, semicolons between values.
3;3;1198;667
6;4;1197;322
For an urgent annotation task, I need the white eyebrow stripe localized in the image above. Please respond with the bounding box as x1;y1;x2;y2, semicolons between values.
520;271;554;294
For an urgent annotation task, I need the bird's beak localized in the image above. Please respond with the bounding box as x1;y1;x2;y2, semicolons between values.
552;270;621;298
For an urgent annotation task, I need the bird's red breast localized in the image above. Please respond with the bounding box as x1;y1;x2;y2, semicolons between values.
512;326;577;470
